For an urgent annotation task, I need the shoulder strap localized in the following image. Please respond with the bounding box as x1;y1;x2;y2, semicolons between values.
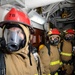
71;42;73;51
0;51;6;75
45;43;50;56
60;41;63;52
28;43;32;66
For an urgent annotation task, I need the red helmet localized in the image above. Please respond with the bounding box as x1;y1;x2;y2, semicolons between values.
64;29;74;34
48;28;60;35
0;8;31;27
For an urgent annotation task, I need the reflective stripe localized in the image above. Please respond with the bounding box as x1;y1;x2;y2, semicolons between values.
34;74;38;75
60;61;63;65
48;74;51;75
43;73;58;75
55;72;58;75
61;52;72;56
49;72;58;75
50;60;60;66
42;74;51;75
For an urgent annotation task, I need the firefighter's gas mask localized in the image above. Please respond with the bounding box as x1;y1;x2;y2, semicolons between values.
3;27;26;53
64;33;74;42
49;35;60;46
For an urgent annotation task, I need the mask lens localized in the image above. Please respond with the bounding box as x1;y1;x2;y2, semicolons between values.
65;34;74;41
3;29;23;51
49;35;60;46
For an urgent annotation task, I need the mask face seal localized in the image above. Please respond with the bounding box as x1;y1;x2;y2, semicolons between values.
49;35;60;46
64;34;74;42
49;39;59;46
3;28;26;52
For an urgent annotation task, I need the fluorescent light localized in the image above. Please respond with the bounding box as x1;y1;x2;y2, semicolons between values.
28;10;46;25
30;15;45;25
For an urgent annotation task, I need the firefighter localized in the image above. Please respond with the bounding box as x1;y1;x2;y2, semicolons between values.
0;8;44;75
39;28;61;75
60;29;75;75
